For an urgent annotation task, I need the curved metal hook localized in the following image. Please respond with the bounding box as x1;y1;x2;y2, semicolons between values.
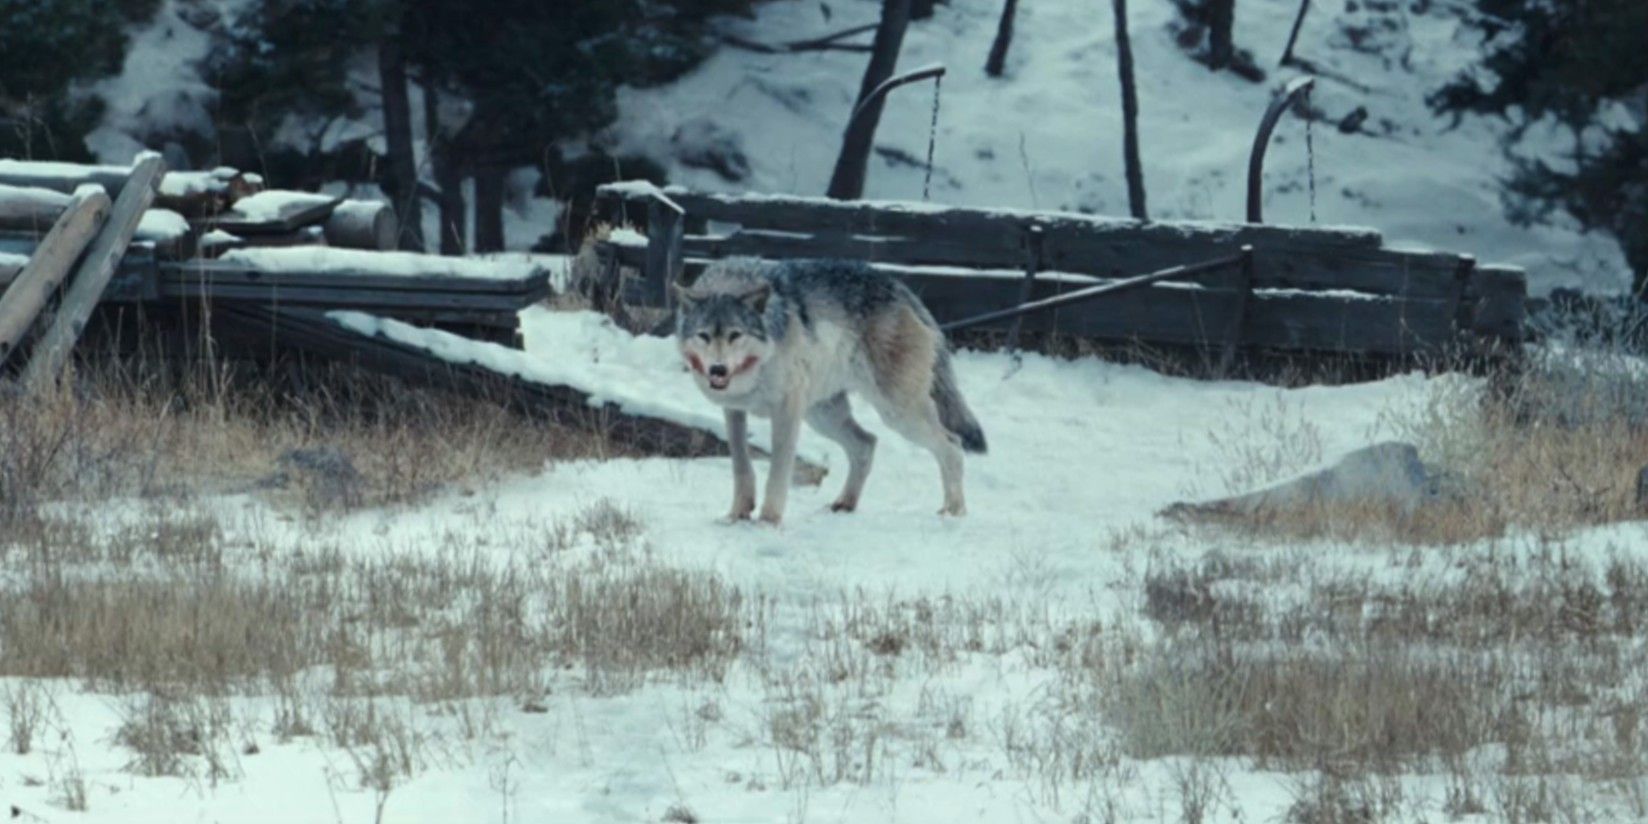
1246;75;1317;224
847;64;947;129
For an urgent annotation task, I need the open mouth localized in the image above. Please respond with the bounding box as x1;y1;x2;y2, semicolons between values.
707;374;731;391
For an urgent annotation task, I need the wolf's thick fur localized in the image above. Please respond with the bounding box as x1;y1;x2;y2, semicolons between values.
675;257;986;524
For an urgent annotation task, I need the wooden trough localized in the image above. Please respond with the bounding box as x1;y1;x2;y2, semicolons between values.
0;156;823;478
593;182;1527;366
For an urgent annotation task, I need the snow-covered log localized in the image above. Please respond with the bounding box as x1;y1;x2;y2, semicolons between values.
0;184;73;231
0;160;259;217
25;153;166;388
0;187;110;367
322;200;398;250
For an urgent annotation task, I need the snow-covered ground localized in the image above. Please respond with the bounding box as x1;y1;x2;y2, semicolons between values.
4;307;1646;823
84;0;1633;295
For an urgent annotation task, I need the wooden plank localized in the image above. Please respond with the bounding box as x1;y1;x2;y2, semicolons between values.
606;248;1453;355
209;304;826;484
675;228;1508;300
159;259;550;296
0;188;111;367
206;191;342;236
646;196;684;307
156;280;538;312
596;183;1388;252
903;272;1455;355
23;153;165;388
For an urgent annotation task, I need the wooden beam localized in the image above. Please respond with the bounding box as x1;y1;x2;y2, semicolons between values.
159;258;550;296
597;183;1387;251
205;191;342;236
646;195;685;308
23;152;165;388
0;187;110;368
603;240;1458;355
0;184;72;232
210;304;827;485
671;227;1511;300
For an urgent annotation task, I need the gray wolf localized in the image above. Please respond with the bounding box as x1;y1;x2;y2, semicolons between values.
674;257;986;525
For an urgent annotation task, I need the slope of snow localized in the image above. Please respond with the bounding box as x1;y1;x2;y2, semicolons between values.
608;0;1631;295
4;306;1647;822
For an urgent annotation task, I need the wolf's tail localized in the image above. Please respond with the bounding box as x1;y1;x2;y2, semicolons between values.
932;349;987;454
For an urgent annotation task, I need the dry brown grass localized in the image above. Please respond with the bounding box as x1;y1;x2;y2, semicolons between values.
1103;546;1648;813
0;353;624;528
1182;345;1648;545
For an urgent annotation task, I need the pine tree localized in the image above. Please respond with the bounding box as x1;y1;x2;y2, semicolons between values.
0;0;157;160
1432;0;1648;295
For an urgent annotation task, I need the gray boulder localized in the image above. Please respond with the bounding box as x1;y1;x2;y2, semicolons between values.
1161;442;1440;520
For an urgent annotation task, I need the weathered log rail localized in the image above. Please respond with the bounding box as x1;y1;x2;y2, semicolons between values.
0;155;801;470
594;182;1526;363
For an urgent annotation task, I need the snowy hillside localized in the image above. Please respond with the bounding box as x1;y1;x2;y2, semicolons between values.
606;0;1629;295
83;0;1630;294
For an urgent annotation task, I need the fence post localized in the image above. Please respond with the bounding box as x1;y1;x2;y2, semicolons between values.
1005;224;1044;352
646;193;685;308
1218;245;1256;375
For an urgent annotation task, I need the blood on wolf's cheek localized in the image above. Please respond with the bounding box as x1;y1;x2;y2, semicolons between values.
733;355;760;376
686;353;706;374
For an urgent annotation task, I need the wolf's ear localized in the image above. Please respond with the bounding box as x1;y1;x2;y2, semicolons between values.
671;282;700;309
739;283;772;314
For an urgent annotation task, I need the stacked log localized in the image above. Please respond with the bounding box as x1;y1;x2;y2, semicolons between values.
0;161;398;263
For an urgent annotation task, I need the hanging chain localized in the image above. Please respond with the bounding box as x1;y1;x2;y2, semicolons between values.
923;75;942;201
1304;85;1318;224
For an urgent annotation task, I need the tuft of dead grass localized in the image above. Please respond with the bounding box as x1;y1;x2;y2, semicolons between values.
0;352;625;529
1188;343;1648;545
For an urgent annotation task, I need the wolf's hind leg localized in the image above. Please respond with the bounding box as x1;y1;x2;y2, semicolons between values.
724;410;757;521
806;393;877;513
868;392;967;517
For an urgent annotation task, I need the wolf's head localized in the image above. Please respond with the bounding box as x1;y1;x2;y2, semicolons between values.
674;280;774;395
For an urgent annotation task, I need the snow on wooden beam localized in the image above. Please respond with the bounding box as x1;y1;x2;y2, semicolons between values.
0;183;74;232
0;160;261;217
211;304;828;485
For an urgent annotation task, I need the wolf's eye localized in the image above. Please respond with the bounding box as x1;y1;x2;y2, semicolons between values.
697;333;711;343
727;331;742;343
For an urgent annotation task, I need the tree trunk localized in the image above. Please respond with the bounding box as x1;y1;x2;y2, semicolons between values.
377;32;424;251
984;0;1018;77
1113;0;1147;220
473;164;506;253
425;82;467;255
1279;0;1309;66
912;0;935;20
1208;0;1235;69
826;0;913;200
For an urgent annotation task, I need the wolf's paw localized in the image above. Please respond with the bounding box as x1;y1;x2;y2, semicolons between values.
828;498;858;513
938;503;967;517
757;508;784;527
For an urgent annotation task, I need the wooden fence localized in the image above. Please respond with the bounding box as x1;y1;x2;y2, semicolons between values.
594;182;1526;362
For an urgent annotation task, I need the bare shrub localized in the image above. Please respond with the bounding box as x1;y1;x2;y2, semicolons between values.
116;691;240;780
4;680;48;754
550;555;746;695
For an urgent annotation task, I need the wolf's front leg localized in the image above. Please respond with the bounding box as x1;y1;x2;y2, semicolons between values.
759;399;804;525
725;409;757;521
